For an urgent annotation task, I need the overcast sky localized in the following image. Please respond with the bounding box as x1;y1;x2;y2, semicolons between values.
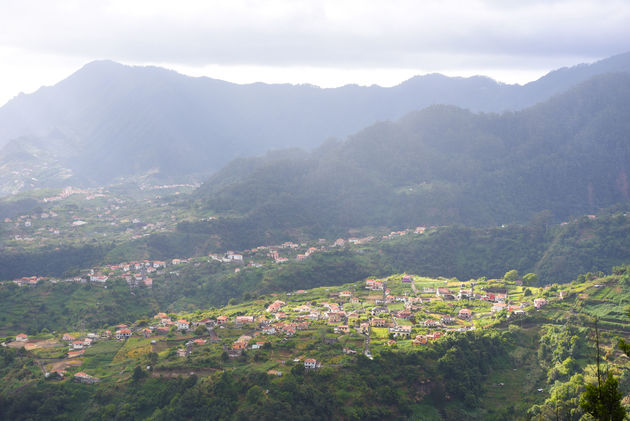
1;0;629;106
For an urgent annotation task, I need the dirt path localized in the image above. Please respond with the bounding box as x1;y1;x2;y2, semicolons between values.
49;359;82;372
7;338;60;350
151;367;216;378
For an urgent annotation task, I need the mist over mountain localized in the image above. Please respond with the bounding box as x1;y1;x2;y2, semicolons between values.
0;52;629;194
194;72;630;236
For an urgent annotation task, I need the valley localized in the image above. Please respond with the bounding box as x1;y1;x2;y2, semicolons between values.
1;48;630;420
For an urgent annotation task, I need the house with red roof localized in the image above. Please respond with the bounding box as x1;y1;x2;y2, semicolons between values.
396;310;413;319
365;279;384;291
235;315;255;325
233;341;248;350
458;308;473;320
89;274;108;283
370;318;386;327
74;372;100;384
334;325;351;334
413;335;428;345
115;328;132;339
304;358;319;369
327;312;344;323
491;303;507;313
389;325;412;338
262;326;276;335
436;287;454;299
67;350;85;358
155;326;170;335
266;300;286;313
534;298;547;308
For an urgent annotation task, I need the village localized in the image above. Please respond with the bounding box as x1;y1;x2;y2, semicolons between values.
4;217;428;290
2;184;417;253
3;271;564;385
0;184;197;251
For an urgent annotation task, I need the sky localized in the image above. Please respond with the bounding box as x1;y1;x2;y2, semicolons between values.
0;0;629;107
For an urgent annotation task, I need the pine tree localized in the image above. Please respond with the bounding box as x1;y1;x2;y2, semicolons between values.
579;318;626;421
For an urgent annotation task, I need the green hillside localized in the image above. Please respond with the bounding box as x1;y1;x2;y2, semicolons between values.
196;73;630;235
1;271;628;420
5;211;630;338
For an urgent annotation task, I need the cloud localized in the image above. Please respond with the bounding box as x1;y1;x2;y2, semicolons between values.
0;0;628;106
1;0;628;69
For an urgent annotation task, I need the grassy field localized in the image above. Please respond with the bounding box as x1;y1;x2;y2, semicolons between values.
80;340;125;376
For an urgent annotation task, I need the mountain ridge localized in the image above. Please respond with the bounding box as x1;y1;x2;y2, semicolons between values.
1;52;630;193
195;72;630;234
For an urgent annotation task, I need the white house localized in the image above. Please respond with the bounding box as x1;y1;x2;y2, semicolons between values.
304;358;318;369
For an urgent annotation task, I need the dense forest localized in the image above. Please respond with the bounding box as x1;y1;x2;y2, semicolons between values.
0;243;113;281
195;73;630;235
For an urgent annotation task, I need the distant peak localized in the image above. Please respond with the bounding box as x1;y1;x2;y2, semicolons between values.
80;59;126;70
398;73;501;88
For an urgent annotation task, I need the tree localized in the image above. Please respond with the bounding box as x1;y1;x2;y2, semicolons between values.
147;352;158;366
194;325;207;336
580;318;626;421
246;385;264;405
580;373;626;421
132;365;146;383
504;269;519;282
522;273;539;286
618;308;630;356
291;363;305;376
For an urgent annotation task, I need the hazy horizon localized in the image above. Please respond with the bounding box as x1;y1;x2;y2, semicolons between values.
2;0;629;107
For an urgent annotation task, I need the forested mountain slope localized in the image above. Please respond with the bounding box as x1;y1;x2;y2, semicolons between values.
198;73;630;232
0;52;629;192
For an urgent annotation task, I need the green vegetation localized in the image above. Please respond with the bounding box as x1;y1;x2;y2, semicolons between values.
6;212;630;336
0;280;154;335
0;243;113;280
173;209;630;284
2;55;630;420
0;269;628;420
195;74;630;235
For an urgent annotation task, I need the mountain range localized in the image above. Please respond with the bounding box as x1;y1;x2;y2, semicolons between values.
1;51;630;194
191;72;630;239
